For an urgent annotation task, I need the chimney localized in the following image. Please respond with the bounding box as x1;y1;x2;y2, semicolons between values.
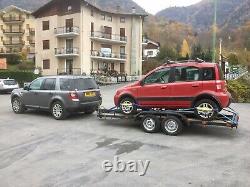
132;7;136;14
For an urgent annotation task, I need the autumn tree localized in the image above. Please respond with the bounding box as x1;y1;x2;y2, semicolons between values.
180;39;191;58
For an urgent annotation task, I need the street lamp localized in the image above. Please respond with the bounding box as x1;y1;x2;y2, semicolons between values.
212;0;217;63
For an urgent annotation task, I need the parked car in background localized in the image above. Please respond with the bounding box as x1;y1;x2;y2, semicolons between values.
11;76;102;120
114;61;232;121
0;79;19;93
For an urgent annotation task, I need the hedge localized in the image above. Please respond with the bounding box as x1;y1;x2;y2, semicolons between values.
227;78;250;103
0;70;40;87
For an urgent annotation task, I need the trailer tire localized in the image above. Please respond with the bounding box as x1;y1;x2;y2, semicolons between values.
161;116;183;136
141;115;160;133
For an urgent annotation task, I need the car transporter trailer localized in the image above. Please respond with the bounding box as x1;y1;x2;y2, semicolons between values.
97;105;239;136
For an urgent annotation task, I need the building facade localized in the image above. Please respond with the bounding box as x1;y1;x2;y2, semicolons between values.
0;5;35;59
33;0;146;76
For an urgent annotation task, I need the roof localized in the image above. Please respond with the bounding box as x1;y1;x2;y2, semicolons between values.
158;61;217;69
0;5;31;15
84;0;147;16
32;0;148;17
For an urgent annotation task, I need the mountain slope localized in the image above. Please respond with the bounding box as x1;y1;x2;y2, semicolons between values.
156;0;250;30
0;0;145;14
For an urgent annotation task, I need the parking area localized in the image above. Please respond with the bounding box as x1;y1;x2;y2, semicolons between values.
0;83;250;187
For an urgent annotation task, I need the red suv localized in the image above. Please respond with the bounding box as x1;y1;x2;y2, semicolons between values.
114;61;231;120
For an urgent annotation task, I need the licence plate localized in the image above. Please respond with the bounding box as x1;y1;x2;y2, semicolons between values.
85;92;96;97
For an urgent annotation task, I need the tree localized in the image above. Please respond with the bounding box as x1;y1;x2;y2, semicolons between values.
180;39;191;58
228;53;239;65
157;47;179;61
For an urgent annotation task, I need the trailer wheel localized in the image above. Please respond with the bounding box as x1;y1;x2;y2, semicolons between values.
161;116;183;136
141;115;160;133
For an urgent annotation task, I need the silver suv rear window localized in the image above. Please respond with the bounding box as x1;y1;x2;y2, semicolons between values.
60;78;98;91
3;80;17;85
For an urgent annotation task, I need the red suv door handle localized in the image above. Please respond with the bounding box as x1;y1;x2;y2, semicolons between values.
161;86;168;89
192;84;199;87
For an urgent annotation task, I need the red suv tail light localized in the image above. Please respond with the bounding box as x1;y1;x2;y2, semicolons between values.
216;80;227;93
69;91;79;102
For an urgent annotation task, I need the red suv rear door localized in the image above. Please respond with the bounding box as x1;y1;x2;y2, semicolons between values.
137;67;172;107
170;66;202;108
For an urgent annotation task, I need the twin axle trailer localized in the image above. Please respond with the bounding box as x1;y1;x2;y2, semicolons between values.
97;106;239;136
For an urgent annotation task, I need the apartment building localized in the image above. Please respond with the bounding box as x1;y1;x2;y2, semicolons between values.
33;0;146;76
0;5;35;59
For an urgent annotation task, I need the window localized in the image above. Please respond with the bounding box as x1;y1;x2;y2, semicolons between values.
43;59;50;69
67;6;72;12
101;13;105;20
107;15;112;22
120;17;125;23
29;78;44;90
144;68;171;85
147;51;153;56
91;9;94;17
60;78;98;91
174;66;200;82
120;46;126;59
41;78;56;90
202;68;215;81
26;24;30;29
42;21;49;30
43;40;50;50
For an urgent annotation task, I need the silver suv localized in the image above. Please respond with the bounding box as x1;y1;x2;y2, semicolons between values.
11;76;102;120
0;79;19;93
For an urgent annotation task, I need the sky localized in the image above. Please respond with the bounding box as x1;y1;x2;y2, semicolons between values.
133;0;202;14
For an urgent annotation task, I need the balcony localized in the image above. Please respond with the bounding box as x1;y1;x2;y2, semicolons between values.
2;16;25;24
54;27;80;37
57;68;81;75
90;32;127;44
55;47;79;57
3;40;25;46
2;29;25;35
90;50;127;62
0;48;22;54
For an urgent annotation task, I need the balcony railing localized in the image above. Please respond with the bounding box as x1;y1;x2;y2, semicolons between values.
55;47;79;57
3;29;25;34
0;48;22;54
2;16;25;23
3;40;25;46
90;32;127;44
90;50;127;61
57;68;81;75
54;27;80;37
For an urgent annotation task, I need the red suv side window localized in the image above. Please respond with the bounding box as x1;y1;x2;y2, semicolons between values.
202;68;215;81
143;68;171;85
174;66;200;82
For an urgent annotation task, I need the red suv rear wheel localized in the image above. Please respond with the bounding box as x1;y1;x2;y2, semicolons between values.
194;99;219;121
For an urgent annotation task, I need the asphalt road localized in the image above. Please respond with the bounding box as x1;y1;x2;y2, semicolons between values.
0;84;250;187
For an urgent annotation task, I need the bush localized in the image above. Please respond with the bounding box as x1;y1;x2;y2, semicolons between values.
0;70;40;87
228;78;250;103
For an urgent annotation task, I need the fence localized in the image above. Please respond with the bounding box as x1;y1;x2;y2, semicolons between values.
225;66;248;80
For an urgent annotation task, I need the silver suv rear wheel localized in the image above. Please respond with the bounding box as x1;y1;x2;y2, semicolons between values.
51;101;68;120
